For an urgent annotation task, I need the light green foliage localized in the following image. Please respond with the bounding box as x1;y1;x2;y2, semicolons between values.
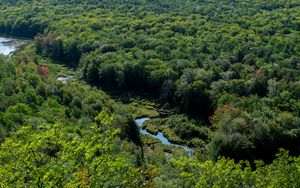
173;150;300;187
0;111;144;187
0;50;147;187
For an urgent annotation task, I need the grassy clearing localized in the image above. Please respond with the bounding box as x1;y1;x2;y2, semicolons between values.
162;127;183;145
129;100;160;118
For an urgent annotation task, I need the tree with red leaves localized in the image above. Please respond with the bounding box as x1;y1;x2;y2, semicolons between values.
38;66;49;78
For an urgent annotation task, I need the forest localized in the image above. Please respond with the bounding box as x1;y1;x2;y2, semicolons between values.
0;0;300;187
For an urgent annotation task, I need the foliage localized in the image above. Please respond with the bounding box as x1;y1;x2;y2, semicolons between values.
0;111;145;187
0;52;147;186
173;150;300;187
1;0;300;186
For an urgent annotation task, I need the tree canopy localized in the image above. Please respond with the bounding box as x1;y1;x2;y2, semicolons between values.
0;0;300;186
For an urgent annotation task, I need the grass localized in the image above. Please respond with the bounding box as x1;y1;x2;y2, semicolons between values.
162;127;183;145
142;121;160;134
129;100;160;118
142;117;184;145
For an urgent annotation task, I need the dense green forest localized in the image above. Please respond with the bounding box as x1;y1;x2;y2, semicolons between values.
0;0;300;187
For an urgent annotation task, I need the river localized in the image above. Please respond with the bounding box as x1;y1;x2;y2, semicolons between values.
0;36;27;56
135;118;194;153
0;36;192;153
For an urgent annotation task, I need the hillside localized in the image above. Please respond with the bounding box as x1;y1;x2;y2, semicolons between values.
0;0;300;187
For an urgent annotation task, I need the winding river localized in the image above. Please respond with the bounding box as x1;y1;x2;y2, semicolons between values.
0;36;27;56
0;36;193;154
135;118;194;153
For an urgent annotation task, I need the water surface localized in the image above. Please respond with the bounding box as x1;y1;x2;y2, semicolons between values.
0;37;27;56
135;117;194;153
57;75;73;84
